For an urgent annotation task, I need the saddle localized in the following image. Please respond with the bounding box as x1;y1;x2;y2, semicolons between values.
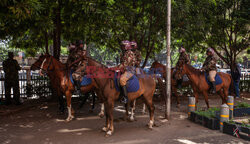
114;72;140;93
69;70;92;86
205;73;222;86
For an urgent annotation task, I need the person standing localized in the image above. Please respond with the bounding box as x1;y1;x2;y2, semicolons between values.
3;52;21;105
201;48;217;94
231;63;241;98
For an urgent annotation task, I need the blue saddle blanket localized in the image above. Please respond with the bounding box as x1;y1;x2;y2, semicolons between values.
114;73;140;93
205;73;222;85
69;71;92;86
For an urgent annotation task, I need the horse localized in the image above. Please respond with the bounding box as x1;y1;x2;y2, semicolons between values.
30;54;105;121
150;61;191;107
174;61;231;108
84;57;156;136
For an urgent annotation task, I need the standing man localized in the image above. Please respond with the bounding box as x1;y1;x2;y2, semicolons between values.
231;63;241;98
201;48;217;94
3;52;21;105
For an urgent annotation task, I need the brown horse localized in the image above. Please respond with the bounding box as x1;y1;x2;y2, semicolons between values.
30;54;104;121
150;61;191;107
174;62;231;108
84;57;156;136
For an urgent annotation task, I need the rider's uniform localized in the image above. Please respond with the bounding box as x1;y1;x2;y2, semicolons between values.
202;55;217;82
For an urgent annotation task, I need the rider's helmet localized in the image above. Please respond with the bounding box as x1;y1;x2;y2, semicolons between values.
76;40;84;49
130;41;138;50
207;48;214;55
121;40;132;51
179;46;186;53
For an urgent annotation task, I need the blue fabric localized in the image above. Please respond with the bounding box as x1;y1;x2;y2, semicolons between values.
205;73;222;85
114;72;140;93
69;70;92;86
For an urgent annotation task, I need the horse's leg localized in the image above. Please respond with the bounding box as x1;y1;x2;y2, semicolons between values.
129;100;136;121
124;102;129;121
99;103;105;118
193;87;199;110
142;103;146;114
102;102;110;132
202;91;210;109
218;90;226;104
222;87;228;104
78;92;90;110
106;100;115;136
173;88;180;108
58;93;65;113
65;90;74;122
91;91;96;111
143;94;155;129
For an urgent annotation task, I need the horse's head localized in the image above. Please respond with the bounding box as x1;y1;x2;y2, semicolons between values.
30;54;47;71
150;61;164;76
30;54;54;76
174;61;186;80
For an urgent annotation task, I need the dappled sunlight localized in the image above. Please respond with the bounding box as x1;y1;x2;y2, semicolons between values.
176;139;197;144
19;124;33;128
76;116;99;121
104;139;150;144
57;128;92;133
21;134;34;140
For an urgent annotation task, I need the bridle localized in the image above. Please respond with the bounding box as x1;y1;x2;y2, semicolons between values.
39;56;53;76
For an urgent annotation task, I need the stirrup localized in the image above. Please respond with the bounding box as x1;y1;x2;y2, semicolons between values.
120;97;128;104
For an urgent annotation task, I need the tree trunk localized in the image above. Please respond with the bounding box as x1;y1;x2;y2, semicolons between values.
53;0;62;60
142;41;154;68
45;31;49;54
165;0;171;120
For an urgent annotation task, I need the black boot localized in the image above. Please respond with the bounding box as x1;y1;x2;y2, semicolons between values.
121;86;128;104
210;81;216;94
76;81;82;96
176;79;183;89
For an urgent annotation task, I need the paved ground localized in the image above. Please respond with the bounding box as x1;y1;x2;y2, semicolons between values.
0;93;249;144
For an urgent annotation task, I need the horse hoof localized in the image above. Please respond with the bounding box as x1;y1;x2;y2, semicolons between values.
129;117;135;122
148;120;154;129
99;113;104;118
102;127;108;132
105;130;113;137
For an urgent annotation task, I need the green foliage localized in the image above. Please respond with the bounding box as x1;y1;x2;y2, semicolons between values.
195;107;220;118
235;102;250;108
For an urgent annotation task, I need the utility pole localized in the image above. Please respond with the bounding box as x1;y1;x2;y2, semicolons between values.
165;0;171;119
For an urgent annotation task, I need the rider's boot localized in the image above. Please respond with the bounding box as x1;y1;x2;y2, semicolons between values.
76;81;82;96
121;86;128;104
210;81;216;94
177;79;183;89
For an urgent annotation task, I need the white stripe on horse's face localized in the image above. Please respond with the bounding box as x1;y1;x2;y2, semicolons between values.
39;58;47;76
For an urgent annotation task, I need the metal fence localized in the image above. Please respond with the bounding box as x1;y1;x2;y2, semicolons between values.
240;74;250;92
0;66;52;101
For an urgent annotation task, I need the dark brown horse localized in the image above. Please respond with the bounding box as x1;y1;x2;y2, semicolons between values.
30;54;104;121
150;61;191;107
84;57;156;136
174;61;231;108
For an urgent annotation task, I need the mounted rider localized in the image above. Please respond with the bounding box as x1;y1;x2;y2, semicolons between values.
201;48;217;94
176;46;190;88
116;40;137;104
66;40;87;91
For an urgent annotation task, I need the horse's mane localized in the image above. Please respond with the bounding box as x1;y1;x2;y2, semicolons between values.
185;63;202;75
87;57;109;69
